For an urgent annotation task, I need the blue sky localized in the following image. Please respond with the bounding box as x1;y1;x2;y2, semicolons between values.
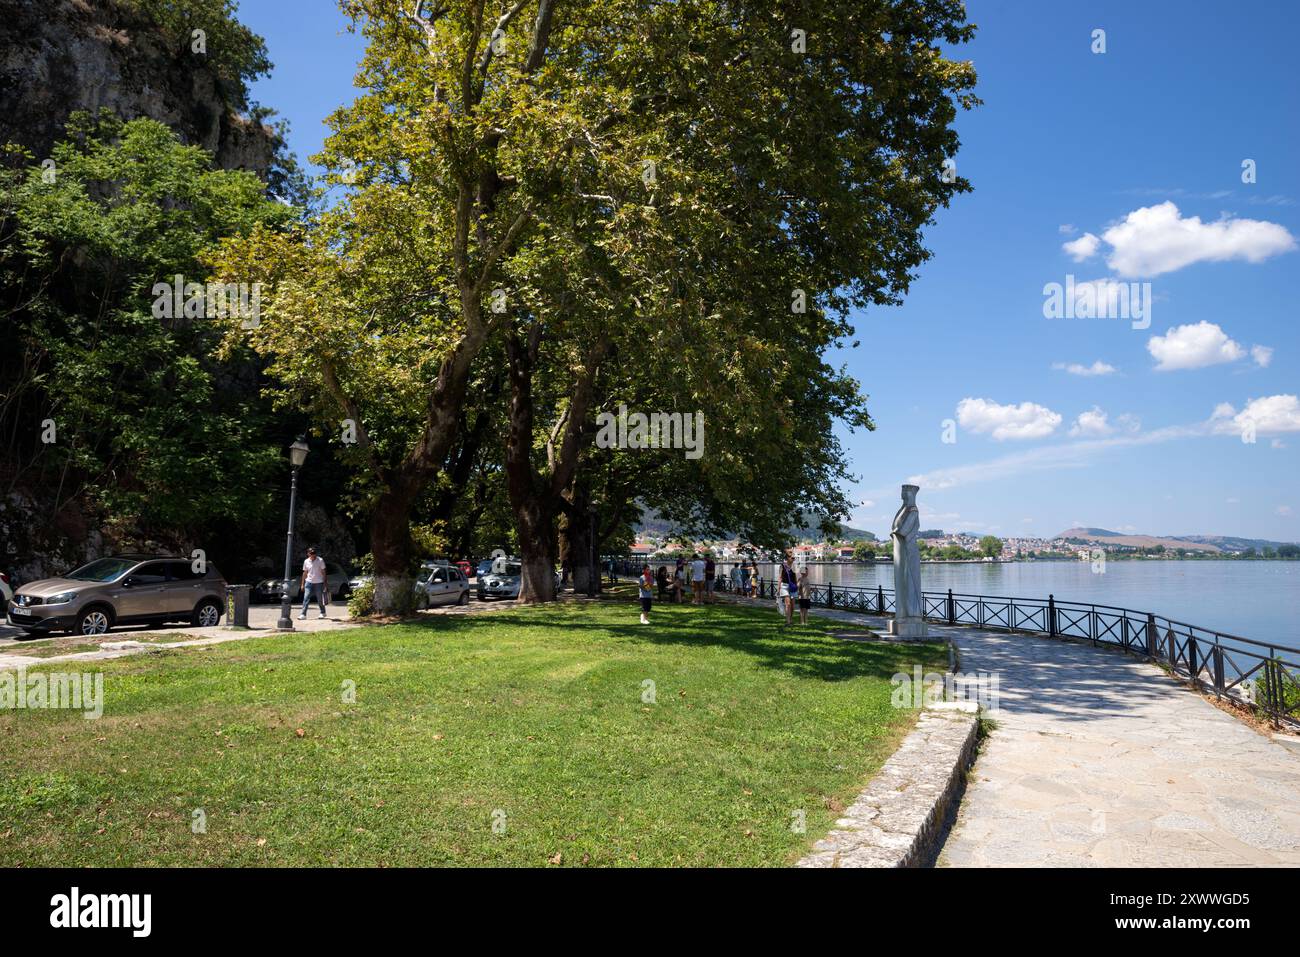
241;0;1298;542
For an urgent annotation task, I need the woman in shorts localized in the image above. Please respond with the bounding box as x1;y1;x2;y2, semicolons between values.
797;567;812;625
639;564;654;625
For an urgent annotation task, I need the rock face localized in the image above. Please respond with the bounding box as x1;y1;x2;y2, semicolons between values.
0;0;274;175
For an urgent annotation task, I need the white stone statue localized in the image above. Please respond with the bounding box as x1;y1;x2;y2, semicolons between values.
889;484;927;637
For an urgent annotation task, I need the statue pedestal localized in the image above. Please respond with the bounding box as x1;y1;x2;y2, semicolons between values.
888;616;928;638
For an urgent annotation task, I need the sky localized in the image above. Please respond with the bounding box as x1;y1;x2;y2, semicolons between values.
240;0;1299;543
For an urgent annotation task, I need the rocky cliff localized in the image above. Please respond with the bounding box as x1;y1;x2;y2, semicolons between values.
0;0;275;176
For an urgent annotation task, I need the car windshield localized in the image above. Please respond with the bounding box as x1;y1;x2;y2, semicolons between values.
501;563;522;577
64;558;138;582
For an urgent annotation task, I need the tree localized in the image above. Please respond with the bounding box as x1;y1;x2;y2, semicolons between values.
212;0;977;607
1;113;291;564
979;535;1002;558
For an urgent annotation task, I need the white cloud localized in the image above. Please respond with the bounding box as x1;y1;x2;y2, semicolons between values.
1148;321;1245;371
1069;406;1114;438
1097;202;1296;277
901;422;1204;492
1278;505;1294;517
1115;413;1142;433
1251;344;1274;368
1058;224;1077;235
1210;394;1300;437
1052;360;1117;377
956;398;1062;441
1062;231;1101;261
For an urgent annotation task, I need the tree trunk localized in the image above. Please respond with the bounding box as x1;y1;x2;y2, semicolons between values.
504;326;556;603
369;485;415;613
514;498;557;603
559;496;597;594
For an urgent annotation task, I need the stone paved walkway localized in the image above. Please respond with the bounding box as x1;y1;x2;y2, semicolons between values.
719;595;1300;866
936;622;1300;867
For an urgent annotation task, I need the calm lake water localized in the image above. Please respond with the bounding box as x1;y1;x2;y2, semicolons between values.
720;560;1299;647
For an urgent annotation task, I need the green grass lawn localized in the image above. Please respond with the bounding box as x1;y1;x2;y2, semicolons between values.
0;599;945;867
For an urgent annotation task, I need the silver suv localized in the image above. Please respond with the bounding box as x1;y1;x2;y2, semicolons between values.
6;556;227;637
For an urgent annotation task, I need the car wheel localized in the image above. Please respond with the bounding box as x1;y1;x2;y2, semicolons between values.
76;606;113;636
192;598;222;628
457;590;469;606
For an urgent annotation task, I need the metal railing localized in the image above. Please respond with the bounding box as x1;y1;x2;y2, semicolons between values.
610;558;1300;729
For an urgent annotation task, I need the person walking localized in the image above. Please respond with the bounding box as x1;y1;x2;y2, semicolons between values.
638;564;654;625
740;561;752;598
655;564;668;599
797;566;812;625
299;546;329;619
704;553;716;604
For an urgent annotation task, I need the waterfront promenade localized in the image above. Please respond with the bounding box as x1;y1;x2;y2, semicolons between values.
718;594;1300;866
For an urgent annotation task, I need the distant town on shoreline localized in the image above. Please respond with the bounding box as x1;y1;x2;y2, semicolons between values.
628;525;1300;563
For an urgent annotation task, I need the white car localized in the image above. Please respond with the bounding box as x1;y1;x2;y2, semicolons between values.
476;560;563;600
415;564;470;608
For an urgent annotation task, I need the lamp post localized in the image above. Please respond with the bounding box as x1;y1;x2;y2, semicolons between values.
275;437;310;631
587;507;598;598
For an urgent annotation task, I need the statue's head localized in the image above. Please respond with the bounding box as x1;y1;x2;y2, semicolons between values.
901;484;919;505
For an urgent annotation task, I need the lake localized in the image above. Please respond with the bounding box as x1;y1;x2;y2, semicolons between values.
717;560;1300;647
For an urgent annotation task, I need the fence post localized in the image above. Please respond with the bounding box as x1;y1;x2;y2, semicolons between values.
1145;613;1157;660
947;589;955;626
1121;616;1129;650
1213;646;1225;695
827;582;834;608
1166;629;1176;668
1188;636;1198;680
1048;594;1057;638
877;585;884;615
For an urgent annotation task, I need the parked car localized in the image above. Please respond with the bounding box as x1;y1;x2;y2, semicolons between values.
474;559;494;580
253;562;351;603
414;563;470;608
476;560;564;601
6;555;227;637
0;572;12;606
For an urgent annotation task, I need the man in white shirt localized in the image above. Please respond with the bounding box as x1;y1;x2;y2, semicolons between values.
690;554;706;604
299;547;329;619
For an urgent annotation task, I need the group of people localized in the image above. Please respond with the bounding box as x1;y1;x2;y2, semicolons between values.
635;552;813;626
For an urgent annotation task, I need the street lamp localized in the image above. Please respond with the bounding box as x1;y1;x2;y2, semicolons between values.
276;436;310;631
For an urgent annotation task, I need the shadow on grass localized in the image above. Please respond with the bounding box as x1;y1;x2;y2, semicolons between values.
399;600;945;683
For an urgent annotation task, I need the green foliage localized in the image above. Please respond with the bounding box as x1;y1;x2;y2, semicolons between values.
346;579;375;617
2;111;292;539
979;535;1002;558
127;0;272;109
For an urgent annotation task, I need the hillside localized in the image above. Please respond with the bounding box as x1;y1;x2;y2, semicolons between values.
1054;528;1299;554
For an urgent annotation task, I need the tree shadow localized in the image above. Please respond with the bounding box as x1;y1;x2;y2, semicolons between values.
401;602;946;683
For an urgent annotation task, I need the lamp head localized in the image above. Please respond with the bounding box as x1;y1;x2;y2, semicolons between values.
289;437;309;469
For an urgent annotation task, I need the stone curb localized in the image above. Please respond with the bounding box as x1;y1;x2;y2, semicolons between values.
797;701;980;868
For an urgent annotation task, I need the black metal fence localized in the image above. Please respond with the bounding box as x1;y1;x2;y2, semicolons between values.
609;557;1300;728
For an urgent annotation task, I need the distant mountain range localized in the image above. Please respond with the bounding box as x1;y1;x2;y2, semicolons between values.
1054;527;1298;554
